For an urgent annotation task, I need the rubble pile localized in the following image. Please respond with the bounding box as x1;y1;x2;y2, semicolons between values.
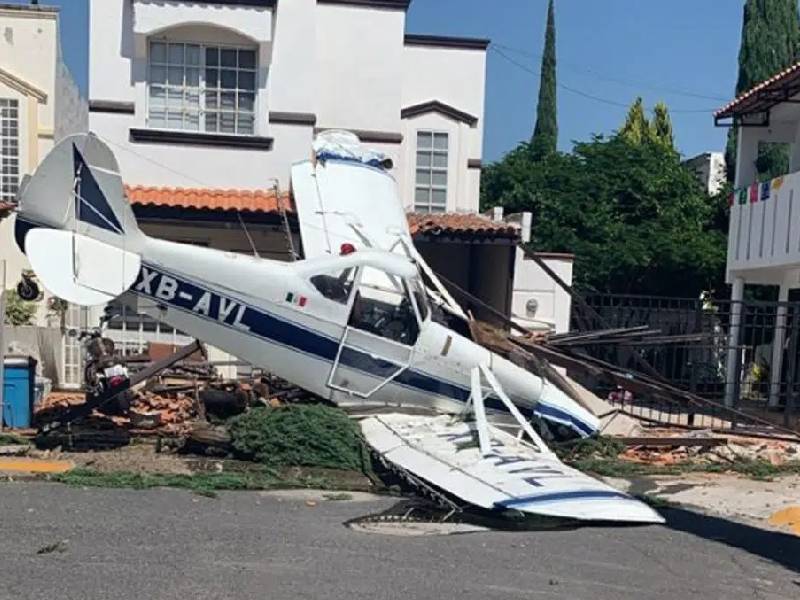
130;391;197;434
614;430;800;468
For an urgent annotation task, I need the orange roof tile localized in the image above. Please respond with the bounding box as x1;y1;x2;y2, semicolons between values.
407;212;520;238
124;185;292;214
715;61;800;119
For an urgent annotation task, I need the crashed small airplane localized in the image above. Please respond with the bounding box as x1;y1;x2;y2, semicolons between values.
10;132;662;524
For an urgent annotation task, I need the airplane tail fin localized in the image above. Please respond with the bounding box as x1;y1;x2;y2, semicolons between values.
15;133;144;306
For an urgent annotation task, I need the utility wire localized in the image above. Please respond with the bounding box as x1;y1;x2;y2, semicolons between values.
493;42;729;103
491;46;718;115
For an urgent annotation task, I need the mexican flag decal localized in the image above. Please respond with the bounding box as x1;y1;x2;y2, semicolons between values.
286;292;307;307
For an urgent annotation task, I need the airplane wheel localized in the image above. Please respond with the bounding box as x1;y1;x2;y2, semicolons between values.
16;277;40;301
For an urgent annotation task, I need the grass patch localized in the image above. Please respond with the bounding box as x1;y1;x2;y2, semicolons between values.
53;467;342;497
636;494;677;509
323;492;353;501
0;433;27;446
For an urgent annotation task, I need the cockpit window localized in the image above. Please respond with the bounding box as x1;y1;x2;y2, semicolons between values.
348;267;420;345
310;267;356;304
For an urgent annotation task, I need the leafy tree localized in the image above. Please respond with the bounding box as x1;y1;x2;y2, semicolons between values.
726;0;799;182
531;0;557;159
619;97;649;145
3;290;37;326
650;102;674;149
481;136;726;296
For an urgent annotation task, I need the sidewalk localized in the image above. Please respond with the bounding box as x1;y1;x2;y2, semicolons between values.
606;472;800;536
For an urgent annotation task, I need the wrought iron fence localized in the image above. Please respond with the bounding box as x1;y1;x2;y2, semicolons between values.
570;293;800;435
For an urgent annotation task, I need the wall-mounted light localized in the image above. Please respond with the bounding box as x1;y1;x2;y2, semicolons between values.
525;298;538;318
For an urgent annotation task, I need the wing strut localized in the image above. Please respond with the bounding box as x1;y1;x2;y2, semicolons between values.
465;365;556;458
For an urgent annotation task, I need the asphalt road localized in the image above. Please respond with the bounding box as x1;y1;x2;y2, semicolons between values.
0;483;798;600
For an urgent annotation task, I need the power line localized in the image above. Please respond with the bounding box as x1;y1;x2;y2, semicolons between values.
493;42;729;103
491;47;717;115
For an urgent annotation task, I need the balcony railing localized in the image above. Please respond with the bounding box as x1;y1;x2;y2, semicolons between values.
727;172;800;273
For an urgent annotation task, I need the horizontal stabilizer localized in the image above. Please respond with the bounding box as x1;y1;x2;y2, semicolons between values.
26;228;141;306
362;414;664;524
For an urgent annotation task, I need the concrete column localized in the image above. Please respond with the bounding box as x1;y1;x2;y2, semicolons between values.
790;120;800;173
725;276;745;407
769;280;790;407
734;127;759;188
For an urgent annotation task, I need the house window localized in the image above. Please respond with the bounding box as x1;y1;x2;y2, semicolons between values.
414;131;448;213
148;41;256;135
0;98;19;203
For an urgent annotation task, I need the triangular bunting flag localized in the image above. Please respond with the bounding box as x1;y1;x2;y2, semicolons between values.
750;183;759;203
761;180;771;201
738;188;748;205
772;176;785;190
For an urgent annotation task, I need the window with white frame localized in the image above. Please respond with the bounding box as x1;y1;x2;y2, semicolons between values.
0;98;20;203
414;131;448;213
148;41;256;135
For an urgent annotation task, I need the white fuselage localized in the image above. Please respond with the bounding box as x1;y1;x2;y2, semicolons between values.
124;235;595;436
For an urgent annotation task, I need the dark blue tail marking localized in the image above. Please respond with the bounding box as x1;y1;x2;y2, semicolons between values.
73;144;124;234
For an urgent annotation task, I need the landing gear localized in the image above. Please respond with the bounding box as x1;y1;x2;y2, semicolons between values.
16;274;40;301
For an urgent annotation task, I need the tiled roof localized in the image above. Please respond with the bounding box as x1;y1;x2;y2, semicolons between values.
124;185;292;214
123;187;519;240
715;61;800;119
407;212;520;238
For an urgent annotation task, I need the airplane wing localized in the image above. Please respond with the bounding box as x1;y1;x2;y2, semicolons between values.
290;131;467;318
362;413;664;524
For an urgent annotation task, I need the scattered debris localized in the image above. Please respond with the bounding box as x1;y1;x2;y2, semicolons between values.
36;540;68;555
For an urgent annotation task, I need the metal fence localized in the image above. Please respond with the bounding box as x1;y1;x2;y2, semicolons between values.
570;293;800;435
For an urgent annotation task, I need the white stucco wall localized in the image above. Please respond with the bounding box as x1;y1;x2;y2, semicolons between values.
511;251;574;334
400;43;486;213
55;60;88;141
315;3;404;134
1;5;87;329
87;0;487;209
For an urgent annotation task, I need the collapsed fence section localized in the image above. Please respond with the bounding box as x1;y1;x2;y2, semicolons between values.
569;293;800;435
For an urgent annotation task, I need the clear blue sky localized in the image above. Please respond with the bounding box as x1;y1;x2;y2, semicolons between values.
11;0;745;162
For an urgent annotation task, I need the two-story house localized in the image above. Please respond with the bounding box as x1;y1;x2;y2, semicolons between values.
716;63;800;411
88;0;487;213
86;0;552;354
0;2;87;386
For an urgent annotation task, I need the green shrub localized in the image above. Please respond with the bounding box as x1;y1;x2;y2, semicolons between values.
3;290;37;326
228;405;368;472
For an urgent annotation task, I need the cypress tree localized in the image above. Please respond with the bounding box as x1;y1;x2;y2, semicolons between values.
619;97;649;145
726;0;800;182
531;0;557;159
651;102;674;149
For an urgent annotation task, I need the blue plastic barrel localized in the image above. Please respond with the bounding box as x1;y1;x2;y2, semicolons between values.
2;356;36;428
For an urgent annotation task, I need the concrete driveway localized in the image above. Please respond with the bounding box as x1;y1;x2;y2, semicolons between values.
0;483;797;600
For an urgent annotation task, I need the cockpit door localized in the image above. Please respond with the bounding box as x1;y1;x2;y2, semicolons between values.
327;266;421;400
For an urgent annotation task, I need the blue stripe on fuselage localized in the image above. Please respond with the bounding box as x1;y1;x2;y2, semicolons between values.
132;263;473;404
132;263;596;435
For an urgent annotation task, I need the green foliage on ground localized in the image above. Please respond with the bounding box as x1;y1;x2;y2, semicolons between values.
481;133;728;296
0;433;28;446
54;467;337;498
227;405;370;472
530;0;557;159
3;290;37;326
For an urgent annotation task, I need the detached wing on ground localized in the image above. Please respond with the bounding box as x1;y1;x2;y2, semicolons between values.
362;413;664;524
